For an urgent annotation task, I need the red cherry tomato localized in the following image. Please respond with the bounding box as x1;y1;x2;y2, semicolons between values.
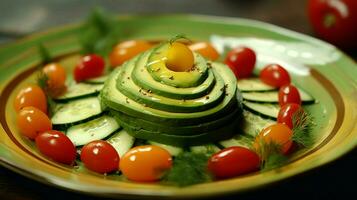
35;130;76;165
80;140;119;173
119;145;172;182
109;40;152;68
254;123;293;155
74;54;105;82
278;84;301;106
13;85;47;114
260;64;291;87
208;146;260;179
307;0;357;49
277;103;305;129
17;106;52;139
224;47;256;79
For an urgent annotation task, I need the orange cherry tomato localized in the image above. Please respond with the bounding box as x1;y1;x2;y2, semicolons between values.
254;123;293;154
17;106;52;139
13;85;47;114
119;145;172;182
109;40;152;67
189;42;219;61
166;42;194;72
42;63;67;90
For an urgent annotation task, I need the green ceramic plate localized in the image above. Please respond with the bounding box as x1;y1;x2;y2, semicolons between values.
0;15;356;199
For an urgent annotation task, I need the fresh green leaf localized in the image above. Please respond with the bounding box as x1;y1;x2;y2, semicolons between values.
80;8;121;56
37;43;52;65
163;151;212;186
291;108;315;147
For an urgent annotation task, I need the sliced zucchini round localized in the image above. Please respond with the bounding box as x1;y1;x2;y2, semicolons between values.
51;97;103;128
67;115;120;146
54;83;103;102
106;129;135;157
84;75;108;84
237;78;276;92
238;110;275;137
148;141;183;156
243;101;280;119
241;88;315;103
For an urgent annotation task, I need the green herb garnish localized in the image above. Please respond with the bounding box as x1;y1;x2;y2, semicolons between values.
37;43;52;64
163;151;212;186
256;139;288;171
80;8;121;56
168;34;191;45
291;108;315;147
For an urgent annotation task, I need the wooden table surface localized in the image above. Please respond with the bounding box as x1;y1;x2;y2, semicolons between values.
0;0;356;199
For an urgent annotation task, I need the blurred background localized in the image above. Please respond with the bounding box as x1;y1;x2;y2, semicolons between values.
0;0;356;200
0;0;312;44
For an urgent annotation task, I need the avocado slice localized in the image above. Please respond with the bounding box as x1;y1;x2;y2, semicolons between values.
146;43;209;88
116;57;226;113
110;106;240;136
100;61;238;126
132;50;216;99
116;114;241;147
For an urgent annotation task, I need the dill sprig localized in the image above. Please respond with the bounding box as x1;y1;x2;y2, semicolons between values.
291;108;315;147
80;8;121;56
163;151;212;187
255;139;288;171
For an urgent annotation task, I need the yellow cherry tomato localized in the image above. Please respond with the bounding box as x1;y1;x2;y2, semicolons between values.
189;42;219;61
13;85;47;114
166;42;194;72
17;106;52;139
109;40;152;68
119;145;172;182
254;123;293;155
42;63;67;90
